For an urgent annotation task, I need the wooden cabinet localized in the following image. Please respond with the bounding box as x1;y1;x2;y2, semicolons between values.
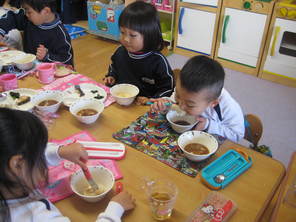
173;1;222;58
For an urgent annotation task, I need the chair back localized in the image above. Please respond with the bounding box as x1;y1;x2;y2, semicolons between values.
244;114;263;147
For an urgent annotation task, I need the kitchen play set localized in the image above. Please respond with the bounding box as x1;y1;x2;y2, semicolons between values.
172;0;295;87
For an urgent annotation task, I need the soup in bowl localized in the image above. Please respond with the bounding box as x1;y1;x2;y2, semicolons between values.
178;131;218;162
32;90;63;113
110;84;139;106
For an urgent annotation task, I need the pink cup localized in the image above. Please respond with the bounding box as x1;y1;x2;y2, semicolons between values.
0;73;18;91
36;63;56;84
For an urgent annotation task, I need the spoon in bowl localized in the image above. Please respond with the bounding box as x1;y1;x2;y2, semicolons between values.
82;167;100;194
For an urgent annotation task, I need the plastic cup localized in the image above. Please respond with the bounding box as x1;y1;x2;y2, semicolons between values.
36;63;55;84
143;178;178;220
0;73;18;91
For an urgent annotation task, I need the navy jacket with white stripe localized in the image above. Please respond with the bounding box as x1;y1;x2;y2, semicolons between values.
0;9;73;66
106;46;174;98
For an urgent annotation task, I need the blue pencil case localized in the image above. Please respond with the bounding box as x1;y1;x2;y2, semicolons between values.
201;149;252;190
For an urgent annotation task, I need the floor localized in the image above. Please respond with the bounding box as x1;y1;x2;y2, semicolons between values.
71;28;296;168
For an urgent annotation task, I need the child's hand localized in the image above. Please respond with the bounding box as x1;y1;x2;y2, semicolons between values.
135;96;149;105
194;116;207;131
150;98;171;113
103;76;115;86
111;191;136;211
36;44;48;60
58;143;88;170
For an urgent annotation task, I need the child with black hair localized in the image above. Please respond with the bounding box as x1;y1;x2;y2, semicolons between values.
103;1;174;104
0;108;135;222
151;56;245;143
0;0;73;66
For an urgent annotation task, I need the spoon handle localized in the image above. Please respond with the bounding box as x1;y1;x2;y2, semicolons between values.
82;167;99;190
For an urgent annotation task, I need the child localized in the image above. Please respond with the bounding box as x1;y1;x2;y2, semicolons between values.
0;0;73;66
103;1;174;104
0;0;23;50
0;108;135;221
151;56;245;143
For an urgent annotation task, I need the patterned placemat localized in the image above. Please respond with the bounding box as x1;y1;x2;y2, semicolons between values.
113;111;224;177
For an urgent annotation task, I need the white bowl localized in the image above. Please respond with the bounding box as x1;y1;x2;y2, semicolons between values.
14;54;36;70
70;166;115;203
32;90;63;113
110;84;139;106
70;98;104;124
178;131;218;162
166;110;198;133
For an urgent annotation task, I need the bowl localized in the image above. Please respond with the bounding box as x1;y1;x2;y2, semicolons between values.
178;131;218;162
32;90;63;113
70;98;104;124
110;84;139;106
14;54;36;70
70;166;114;203
166;110;198;133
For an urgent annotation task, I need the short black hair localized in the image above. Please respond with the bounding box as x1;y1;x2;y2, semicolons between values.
180;56;225;101
21;0;57;12
119;1;164;52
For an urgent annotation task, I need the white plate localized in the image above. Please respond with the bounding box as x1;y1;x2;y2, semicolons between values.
0;50;26;65
63;83;107;107
7;88;38;111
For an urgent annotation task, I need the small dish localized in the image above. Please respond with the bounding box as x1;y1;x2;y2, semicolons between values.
70;98;104;124
110;84;139;106
32;90;63;113
178;130;218;162
14;54;36;70
70;166;114;203
63;83;107;107
166;109;198;133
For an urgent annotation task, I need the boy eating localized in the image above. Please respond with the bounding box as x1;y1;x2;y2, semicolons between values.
151;56;245;143
0;0;73;66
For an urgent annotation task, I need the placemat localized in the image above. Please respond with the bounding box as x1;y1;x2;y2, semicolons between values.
113;111;223;177
40;131;123;202
42;74;115;107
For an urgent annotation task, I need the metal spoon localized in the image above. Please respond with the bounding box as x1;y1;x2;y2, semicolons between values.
214;174;226;184
75;85;85;97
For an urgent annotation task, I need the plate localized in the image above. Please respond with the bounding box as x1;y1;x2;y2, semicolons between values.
0;50;26;65
55;65;74;78
63;83;107;107
7;88;38;111
0;46;9;52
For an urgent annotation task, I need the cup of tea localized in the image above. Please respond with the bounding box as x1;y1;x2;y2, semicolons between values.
143;178;178;220
36;63;55;84
0;73;18;91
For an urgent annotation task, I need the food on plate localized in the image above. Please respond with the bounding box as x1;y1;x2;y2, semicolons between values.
94;94;104;100
55;65;72;77
16;96;31;106
38;99;58;106
9;91;20;99
75;85;85;97
77;108;98;116
184;143;209;155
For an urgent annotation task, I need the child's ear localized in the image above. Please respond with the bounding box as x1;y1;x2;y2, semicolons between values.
42;6;51;15
209;99;219;108
9;155;24;176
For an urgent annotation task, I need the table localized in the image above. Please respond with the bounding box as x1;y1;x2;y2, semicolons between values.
270;152;296;222
19;77;286;222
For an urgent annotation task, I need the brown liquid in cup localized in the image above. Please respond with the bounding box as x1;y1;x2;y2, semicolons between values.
77;108;98;116
38;99;58;106
174;120;190;125
184;143;209;155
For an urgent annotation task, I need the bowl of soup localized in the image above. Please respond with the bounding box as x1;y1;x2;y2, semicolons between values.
14;54;36;70
70;166;114;203
32;90;63;113
70;98;104;124
166;109;198;133
110;84;139;106
178;131;218;162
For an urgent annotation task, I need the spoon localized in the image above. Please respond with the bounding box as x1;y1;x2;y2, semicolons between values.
75;85;85;97
82;167;100;193
214;174;226;184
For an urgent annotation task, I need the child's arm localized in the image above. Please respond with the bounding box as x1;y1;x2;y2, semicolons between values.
103;54;119;86
0;9;26;36
97;191;136;222
40;26;73;65
45;143;88;169
152;55;174;98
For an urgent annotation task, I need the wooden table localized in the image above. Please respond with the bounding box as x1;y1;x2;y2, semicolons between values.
270;152;296;222
19;77;286;222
